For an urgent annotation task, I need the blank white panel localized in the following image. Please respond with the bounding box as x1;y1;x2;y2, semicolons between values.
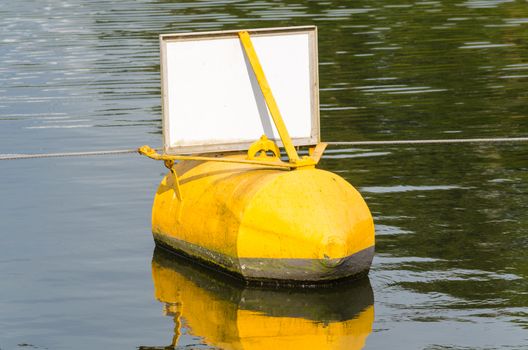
160;27;319;154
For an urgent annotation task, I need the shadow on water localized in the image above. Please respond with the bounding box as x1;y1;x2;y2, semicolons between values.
140;247;374;350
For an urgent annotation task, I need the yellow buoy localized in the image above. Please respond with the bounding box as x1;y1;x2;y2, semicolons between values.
139;27;375;285
149;247;374;349
151;152;374;284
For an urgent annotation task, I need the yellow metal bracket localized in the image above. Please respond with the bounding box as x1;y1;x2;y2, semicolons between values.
139;145;295;168
139;144;323;169
163;159;183;201
238;31;301;163
238;31;326;169
139;144;320;170
247;135;281;160
309;142;328;164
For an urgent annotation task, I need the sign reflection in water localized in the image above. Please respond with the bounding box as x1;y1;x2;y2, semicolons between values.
143;248;374;350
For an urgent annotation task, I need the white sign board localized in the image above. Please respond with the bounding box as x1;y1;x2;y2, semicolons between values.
160;26;319;154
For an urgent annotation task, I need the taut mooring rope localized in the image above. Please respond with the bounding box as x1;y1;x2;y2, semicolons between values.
326;137;528;146
0;149;139;161
1;137;527;161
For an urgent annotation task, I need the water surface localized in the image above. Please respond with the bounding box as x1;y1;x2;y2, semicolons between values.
1;1;527;349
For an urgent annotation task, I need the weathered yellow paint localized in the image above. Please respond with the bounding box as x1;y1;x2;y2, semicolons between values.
153;155;373;260
151;152;374;281
237;168;374;260
151;249;374;350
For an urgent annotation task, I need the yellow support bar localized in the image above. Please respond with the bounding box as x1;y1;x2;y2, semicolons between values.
238;31;300;163
138;145;298;169
309;142;328;163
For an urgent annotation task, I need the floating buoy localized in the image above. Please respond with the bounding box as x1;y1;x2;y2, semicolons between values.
149;150;374;284
149;247;374;349
140;26;375;285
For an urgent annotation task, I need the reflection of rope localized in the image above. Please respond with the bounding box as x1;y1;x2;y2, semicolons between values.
1;137;527;161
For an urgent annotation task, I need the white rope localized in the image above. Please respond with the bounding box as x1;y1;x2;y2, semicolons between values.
1;137;527;161
0;149;139;161
326;137;528;146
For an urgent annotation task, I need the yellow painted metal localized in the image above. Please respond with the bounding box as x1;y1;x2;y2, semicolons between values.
309;142;327;163
138;144;304;169
163;159;183;201
152;154;374;271
238;30;301;163
152;251;374;350
247;135;281;160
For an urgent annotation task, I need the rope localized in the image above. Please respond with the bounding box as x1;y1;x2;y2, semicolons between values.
0;149;139;161
1;137;527;161
327;137;528;146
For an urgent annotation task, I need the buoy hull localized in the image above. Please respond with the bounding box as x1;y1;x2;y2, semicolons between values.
152;154;374;284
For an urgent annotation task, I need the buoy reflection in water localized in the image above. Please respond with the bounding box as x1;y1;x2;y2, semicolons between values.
145;247;374;349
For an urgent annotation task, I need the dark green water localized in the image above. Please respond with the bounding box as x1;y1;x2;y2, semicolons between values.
1;1;527;349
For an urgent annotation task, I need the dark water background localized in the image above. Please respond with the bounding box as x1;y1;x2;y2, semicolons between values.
1;0;527;349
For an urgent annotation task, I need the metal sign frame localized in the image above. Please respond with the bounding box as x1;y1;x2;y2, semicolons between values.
159;26;320;155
